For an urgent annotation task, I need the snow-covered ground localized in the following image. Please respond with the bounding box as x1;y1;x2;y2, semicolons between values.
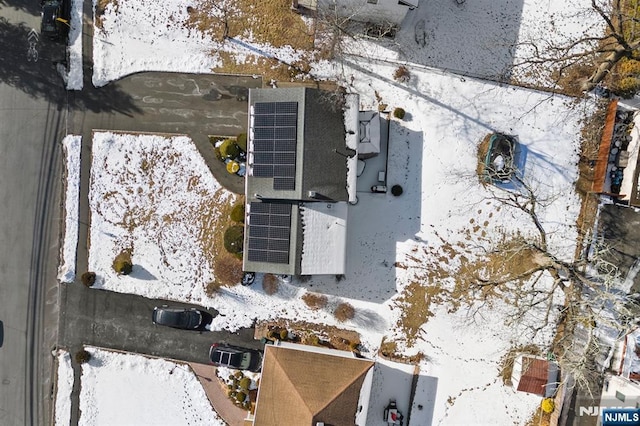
54;351;73;426
58;136;81;283
54;0;607;423
78;347;224;426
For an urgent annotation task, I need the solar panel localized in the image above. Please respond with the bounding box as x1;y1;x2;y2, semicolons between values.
254;102;276;114
273;178;295;190
251;101;298;190
276;102;297;114
246;202;292;265
253;164;273;178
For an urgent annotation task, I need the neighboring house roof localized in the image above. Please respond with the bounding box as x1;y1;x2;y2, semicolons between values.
512;355;559;397
253;343;374;426
243;88;357;275
296;0;419;27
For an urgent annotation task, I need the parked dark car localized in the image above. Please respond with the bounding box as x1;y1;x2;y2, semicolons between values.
209;343;262;372
152;306;203;330
41;0;66;40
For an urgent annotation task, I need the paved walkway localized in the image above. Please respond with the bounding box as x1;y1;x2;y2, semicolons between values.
189;363;249;426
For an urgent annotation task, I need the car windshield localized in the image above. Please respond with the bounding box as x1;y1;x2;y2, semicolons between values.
157;310;189;327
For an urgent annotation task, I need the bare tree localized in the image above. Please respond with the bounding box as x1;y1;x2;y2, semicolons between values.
514;0;640;94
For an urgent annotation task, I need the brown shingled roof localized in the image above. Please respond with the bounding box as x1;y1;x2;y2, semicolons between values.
253;345;374;426
517;357;549;396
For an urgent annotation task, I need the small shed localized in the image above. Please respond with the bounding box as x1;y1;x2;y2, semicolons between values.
511;355;559;397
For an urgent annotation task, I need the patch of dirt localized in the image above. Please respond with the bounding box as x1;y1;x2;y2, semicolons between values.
187;0;318;82
394;234;544;343
255;320;361;352
476;133;492;183
204;194;244;294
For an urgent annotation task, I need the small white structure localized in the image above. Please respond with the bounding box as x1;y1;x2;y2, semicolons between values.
298;0;418;28
358;111;382;158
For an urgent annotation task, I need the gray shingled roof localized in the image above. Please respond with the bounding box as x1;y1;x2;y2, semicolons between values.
243;87;351;275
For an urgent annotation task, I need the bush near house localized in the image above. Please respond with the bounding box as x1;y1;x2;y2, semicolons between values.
302;292;328;310
230;202;245;223
223;226;244;254
236;133;247;152
334;302;355;322
393;107;406;120
219;138;241;160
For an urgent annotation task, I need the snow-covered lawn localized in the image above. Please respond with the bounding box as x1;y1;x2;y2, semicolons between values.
78;347;224;425
56;0;605;423
54;351;73;426
58;136;81;283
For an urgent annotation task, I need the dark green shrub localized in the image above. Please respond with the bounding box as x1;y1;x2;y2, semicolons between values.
393;108;406;120
391;185;403;196
235;391;247;403
220;138;240;160
236;133;247;152
279;329;288;340
112;251;133;275
75;349;91;364
239;377;251;390
230;203;245;223
267;329;279;339
223;226;244;254
81;272;96;287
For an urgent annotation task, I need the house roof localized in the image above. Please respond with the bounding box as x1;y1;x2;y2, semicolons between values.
246;87;350;203
512;355;558;397
253;344;374;426
243;87;356;275
300;202;348;275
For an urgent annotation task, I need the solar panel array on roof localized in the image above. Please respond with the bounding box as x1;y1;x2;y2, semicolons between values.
247;202;292;264
251;102;298;190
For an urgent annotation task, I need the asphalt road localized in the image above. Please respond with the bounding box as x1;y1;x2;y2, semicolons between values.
0;2;69;426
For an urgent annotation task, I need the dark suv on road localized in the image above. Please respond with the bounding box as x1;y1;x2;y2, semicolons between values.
41;0;66;40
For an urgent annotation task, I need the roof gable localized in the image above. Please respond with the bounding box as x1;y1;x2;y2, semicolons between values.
254;345;374;426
